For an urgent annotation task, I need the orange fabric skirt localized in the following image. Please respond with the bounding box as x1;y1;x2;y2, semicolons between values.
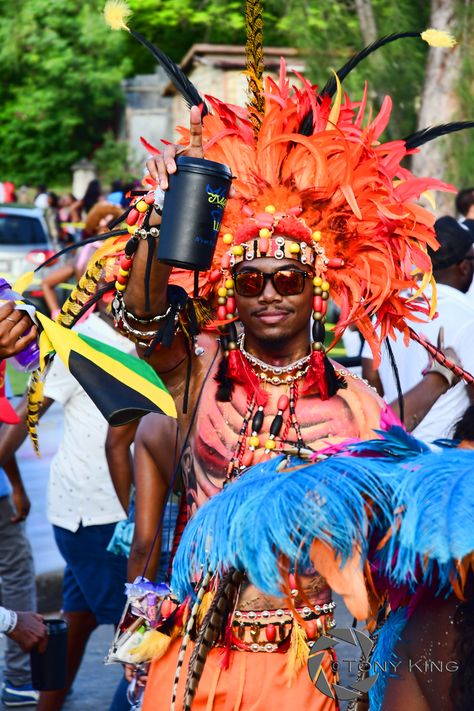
141;638;337;711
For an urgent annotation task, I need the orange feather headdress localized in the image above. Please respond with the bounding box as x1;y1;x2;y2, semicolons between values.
176;68;455;365
105;0;474;375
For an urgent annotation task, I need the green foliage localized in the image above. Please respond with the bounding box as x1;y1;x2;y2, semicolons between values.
0;0;131;185
0;0;471;190
94;130;135;185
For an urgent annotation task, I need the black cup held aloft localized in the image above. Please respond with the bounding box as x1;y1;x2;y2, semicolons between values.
30;619;68;691
157;156;232;271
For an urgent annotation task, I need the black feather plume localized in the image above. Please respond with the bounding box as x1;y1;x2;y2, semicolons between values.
33;230;128;272
404;121;474;150
299;32;420;136
321;32;420;98
130;29;208;116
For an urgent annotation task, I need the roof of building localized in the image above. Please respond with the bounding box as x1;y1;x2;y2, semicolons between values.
163;44;306;95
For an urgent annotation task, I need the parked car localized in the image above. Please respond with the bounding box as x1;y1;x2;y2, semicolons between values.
0;204;60;312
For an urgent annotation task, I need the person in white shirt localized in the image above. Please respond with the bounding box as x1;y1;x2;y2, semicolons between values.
362;216;474;441
0;306;136;711
33;186;49;211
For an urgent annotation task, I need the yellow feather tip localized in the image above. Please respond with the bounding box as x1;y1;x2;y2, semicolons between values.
12;271;35;295
327;71;342;129
131;629;171;662
103;0;132;31
421;28;457;48
421;190;437;211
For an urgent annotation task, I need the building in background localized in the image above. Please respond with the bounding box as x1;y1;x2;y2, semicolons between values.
122;45;305;168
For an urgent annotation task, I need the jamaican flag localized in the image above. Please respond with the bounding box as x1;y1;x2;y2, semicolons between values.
36;312;176;425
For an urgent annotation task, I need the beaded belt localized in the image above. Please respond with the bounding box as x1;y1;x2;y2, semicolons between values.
230;601;336;653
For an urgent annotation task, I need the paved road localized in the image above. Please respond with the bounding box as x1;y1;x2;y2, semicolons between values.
2;404;361;709
1;402;124;709
20;401;64;575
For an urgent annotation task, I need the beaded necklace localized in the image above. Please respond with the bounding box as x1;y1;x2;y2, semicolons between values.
226;344;309;480
239;335;312;374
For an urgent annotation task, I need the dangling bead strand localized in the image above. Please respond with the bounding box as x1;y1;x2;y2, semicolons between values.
289;381;305;451
264;394;289;453
247;405;264;463
226;397;255;480
312;275;330;352
114;235;139;293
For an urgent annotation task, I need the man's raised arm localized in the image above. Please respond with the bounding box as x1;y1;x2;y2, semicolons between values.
120;106;204;372
124;105;204;316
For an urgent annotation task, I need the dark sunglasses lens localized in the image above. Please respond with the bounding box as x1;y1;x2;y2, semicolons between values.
235;271;264;296
273;270;306;295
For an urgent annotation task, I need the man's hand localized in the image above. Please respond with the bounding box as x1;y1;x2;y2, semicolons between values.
421;327;461;389
0;302;37;360
146;105;204;190
7;612;48;652
10;484;31;523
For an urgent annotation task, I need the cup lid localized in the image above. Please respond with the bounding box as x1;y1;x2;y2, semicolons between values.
176;156;232;179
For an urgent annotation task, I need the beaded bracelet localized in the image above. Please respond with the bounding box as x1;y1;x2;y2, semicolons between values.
113;291;173;328
112;292;177;344
121;301;172;325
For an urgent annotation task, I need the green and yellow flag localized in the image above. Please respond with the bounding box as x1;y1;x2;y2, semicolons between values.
36;312;176;425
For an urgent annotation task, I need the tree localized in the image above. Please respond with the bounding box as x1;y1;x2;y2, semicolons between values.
0;0;131;186
0;0;472;191
410;0;461;211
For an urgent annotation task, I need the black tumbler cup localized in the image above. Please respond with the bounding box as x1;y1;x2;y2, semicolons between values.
30;619;68;691
157;156;232;270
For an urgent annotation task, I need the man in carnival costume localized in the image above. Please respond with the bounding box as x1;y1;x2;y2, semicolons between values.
97;2;474;709
0;1;469;708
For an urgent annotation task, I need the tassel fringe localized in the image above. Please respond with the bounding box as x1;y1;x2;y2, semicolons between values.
286;620;308;686
301;351;346;400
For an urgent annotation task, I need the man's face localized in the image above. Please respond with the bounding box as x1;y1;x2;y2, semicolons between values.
233;257;314;344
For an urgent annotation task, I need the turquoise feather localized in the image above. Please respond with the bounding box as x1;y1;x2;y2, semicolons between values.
171;454;395;598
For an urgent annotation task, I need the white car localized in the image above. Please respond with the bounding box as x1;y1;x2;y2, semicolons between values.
0;204;58;310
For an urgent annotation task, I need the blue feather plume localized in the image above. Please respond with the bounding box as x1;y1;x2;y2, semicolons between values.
347;426;431;459
171;432;474;605
171;454;396;598
369;606;408;711
385;448;474;588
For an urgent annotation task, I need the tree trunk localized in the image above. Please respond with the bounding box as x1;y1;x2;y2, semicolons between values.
354;0;377;45
410;0;460;213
